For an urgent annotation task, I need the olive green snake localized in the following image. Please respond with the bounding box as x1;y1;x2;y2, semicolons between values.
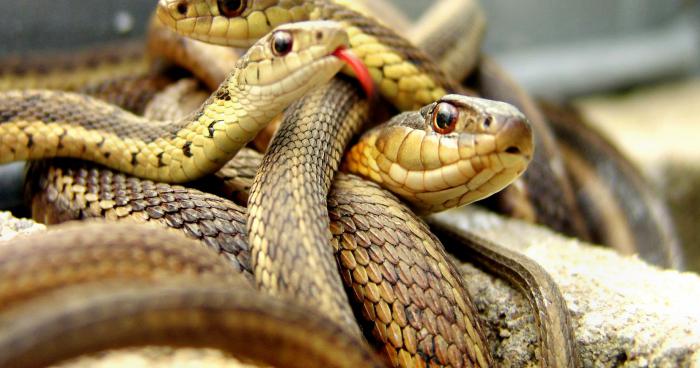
0;1;585;367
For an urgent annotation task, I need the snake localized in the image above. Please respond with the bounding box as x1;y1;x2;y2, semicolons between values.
0;21;363;182
0;0;672;366
18;85;535;367
0;1;576;366
0;223;384;368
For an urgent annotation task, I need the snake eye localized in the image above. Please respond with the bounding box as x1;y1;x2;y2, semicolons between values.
271;31;294;56
217;0;246;18
432;102;459;134
175;2;188;15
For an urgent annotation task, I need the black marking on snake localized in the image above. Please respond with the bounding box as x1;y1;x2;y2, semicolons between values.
208;122;218;138
57;130;67;150
0;109;18;122
215;89;231;101
26;134;33;148
131;152;138;166
104;152;111;159
157;152;165;168
183;142;193;157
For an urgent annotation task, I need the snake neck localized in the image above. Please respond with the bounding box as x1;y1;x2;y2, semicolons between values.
308;0;458;111
0;73;280;183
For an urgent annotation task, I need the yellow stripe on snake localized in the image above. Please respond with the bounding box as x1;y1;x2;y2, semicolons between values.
8;92;532;368
1;21;350;182
157;0;463;111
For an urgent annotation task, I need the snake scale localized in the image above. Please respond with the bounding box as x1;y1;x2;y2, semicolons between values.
0;222;383;367
0;2;676;366
23;81;535;366
0;1;575;367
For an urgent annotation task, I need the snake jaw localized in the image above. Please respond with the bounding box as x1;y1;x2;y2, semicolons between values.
345;95;534;213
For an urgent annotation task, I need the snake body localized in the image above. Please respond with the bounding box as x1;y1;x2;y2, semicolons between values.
247;77;368;337
26;159;498;367
0;41;149;92
0;279;383;368
0;0;672;366
0;222;244;309
24;84;533;367
0;21;351;182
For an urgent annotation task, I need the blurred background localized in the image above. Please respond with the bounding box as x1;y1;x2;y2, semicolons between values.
0;0;699;268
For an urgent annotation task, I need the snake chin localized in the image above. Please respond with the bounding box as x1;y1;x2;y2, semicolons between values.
248;56;343;102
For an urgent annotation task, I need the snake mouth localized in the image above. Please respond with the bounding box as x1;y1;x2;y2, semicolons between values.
332;47;375;99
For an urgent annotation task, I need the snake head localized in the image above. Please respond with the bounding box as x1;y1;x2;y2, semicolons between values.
222;21;351;104
157;0;311;47
345;94;534;213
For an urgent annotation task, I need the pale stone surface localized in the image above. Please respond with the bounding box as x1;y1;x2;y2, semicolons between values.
0;210;45;241
53;348;257;368
437;207;700;367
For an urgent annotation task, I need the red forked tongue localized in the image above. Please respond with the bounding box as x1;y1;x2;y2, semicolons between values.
332;47;375;99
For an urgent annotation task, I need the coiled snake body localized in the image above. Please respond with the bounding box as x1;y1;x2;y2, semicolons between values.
0;1;600;367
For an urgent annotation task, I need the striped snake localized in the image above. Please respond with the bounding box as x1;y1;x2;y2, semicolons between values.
0;14;543;368
151;3;578;367
5;0;677;366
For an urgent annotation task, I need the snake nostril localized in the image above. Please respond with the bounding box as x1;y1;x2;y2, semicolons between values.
505;146;521;155
483;116;492;129
176;2;188;15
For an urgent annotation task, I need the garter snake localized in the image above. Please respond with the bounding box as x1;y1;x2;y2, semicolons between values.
154;1;577;367
0;1;588;366
0;21;358;183
21;88;533;367
0;222;384;368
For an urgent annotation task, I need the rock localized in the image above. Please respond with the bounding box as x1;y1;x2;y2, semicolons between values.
0;210;45;241
436;207;700;367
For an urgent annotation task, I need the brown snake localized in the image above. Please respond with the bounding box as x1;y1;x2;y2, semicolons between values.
0;222;383;367
0;1;584;366
157;3;578;368
24;84;533;366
